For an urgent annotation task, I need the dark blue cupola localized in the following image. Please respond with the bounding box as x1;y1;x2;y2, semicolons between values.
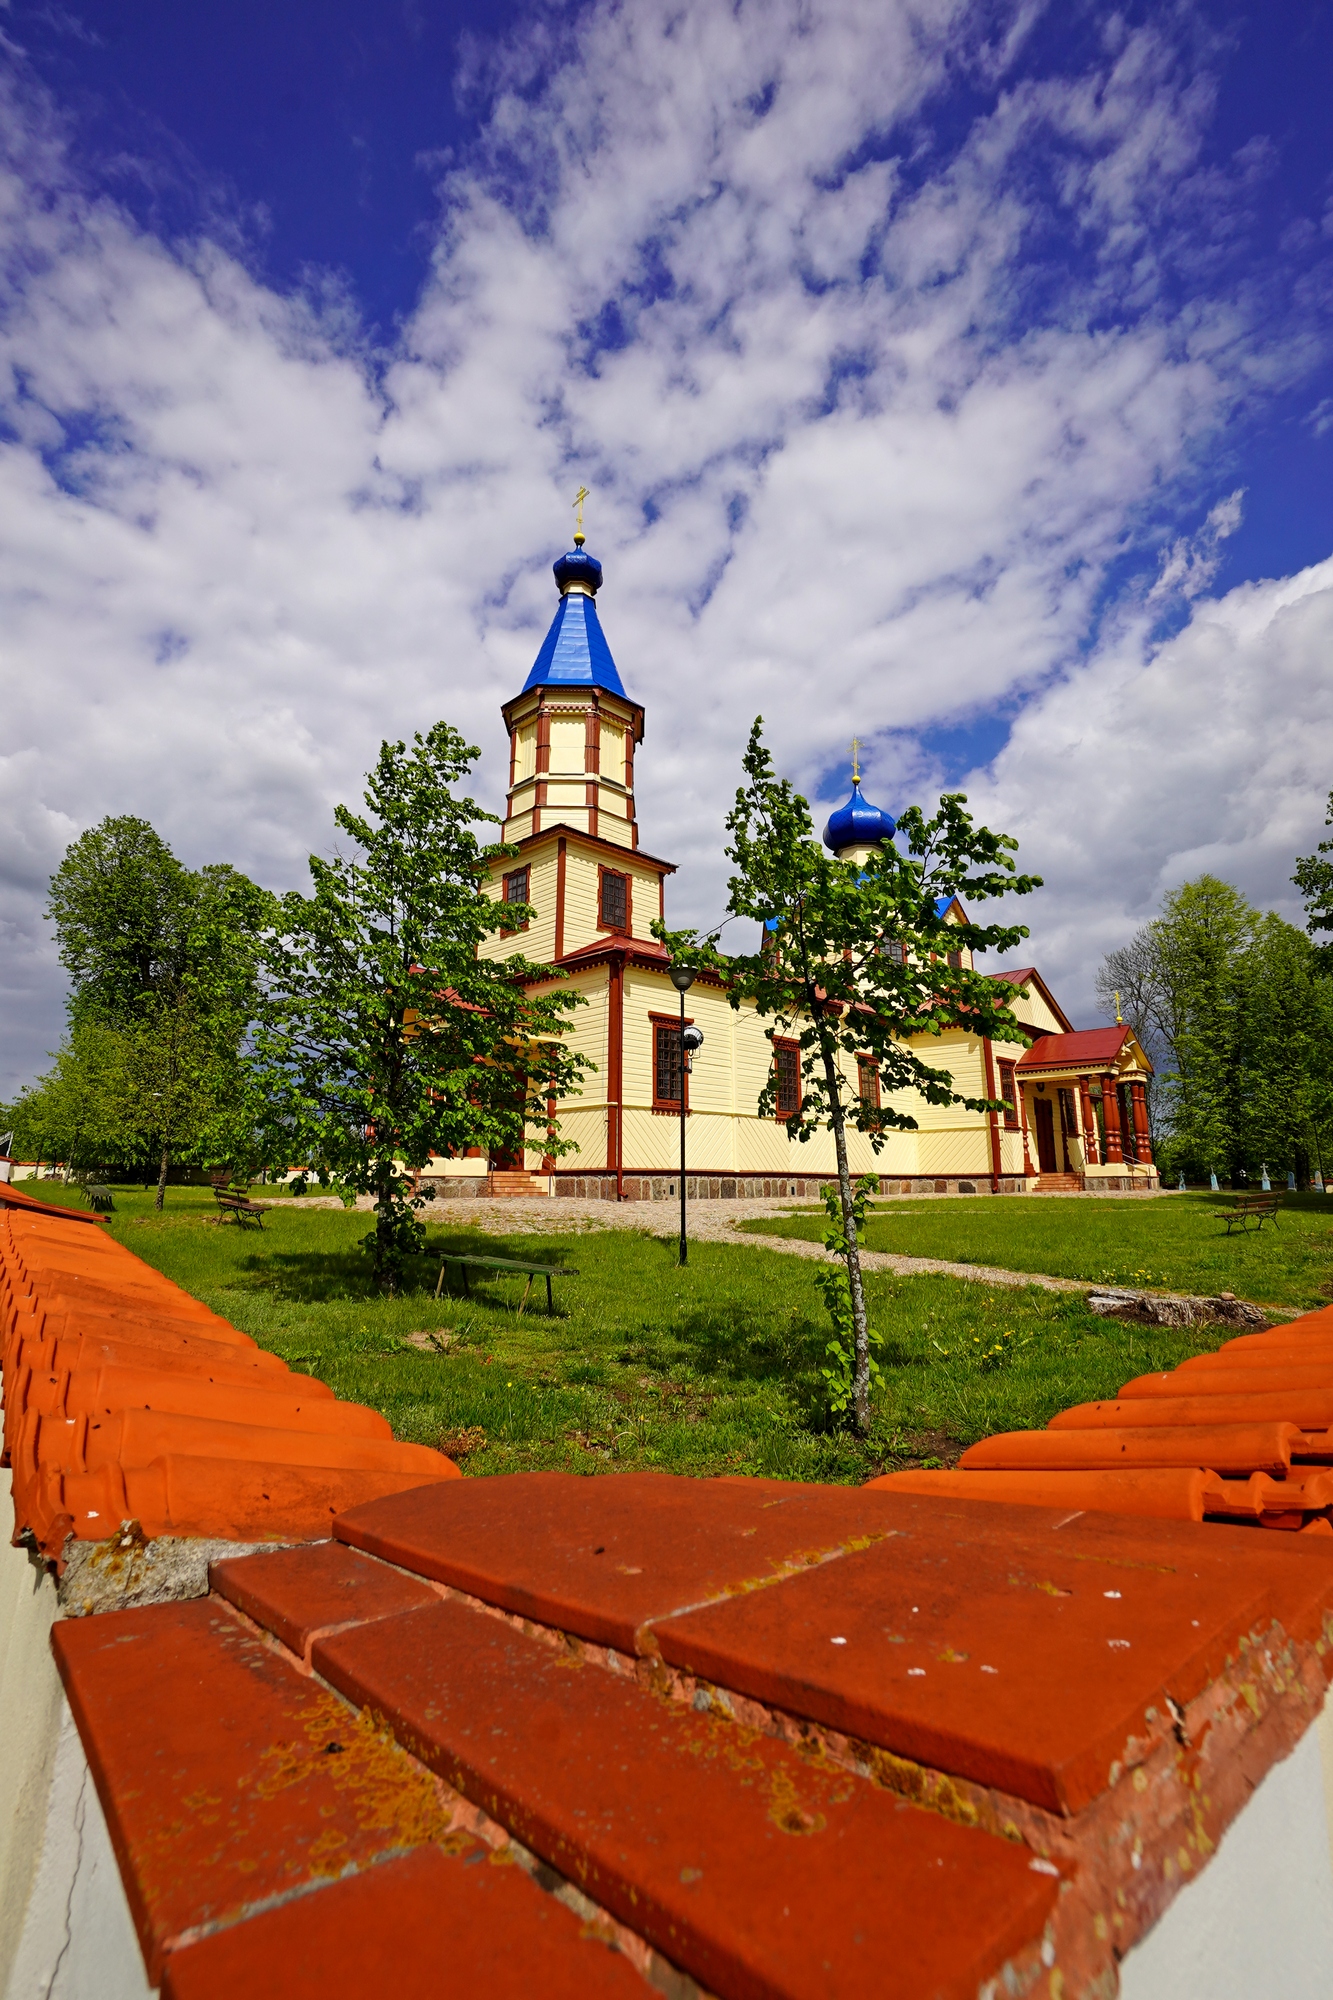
521;531;627;698
822;777;897;856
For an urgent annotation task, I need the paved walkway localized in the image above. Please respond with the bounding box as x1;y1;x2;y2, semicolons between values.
279;1192;1088;1295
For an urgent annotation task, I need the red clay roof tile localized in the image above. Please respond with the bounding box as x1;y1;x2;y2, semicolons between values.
312;1592;1060;2000
211;1540;440;1662
52;1598;455;1983
158;1844;651;2000
1;1205;457;1556
1051;1391;1333;1430
649;1500;1283;1814
959;1421;1306;1476
333;1469;901;1653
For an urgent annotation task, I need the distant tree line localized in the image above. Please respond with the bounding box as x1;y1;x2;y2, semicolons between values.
2;722;588;1288
1096;794;1333;1186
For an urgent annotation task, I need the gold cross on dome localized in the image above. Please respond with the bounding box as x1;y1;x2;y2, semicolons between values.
573;485;590;541
850;736;862;782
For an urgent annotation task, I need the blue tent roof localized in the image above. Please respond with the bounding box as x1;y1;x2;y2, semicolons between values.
822;780;896;854
521;547;627;697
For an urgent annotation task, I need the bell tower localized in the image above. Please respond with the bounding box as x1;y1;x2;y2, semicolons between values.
500;530;644;850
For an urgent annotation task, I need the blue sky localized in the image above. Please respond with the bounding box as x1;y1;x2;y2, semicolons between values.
2;0;1333;1091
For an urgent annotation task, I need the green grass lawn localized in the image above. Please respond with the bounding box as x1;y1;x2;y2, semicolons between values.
740;1192;1333;1310
19;1180;1248;1478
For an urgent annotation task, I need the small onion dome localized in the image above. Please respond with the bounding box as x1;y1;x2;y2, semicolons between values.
553;542;604;595
822;779;897;854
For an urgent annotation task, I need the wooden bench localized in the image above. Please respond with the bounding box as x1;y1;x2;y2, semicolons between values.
1223;1195;1279;1235
84;1184;115;1213
434;1252;578;1315
214;1188;266;1228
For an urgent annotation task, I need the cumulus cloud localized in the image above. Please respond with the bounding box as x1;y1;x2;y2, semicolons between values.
1;0;1331;1091
968;553;1333;1015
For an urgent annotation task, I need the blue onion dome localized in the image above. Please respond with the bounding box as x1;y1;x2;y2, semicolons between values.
822;779;897;854
552;539;603;596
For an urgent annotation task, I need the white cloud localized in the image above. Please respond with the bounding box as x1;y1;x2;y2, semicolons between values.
0;0;1330;1092
968;554;1333;1017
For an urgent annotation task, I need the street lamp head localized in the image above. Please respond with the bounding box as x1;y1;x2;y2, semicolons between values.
682;1025;704;1053
669;963;696;993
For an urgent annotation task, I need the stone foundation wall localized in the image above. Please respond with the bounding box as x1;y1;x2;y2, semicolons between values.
550;1173;1032;1200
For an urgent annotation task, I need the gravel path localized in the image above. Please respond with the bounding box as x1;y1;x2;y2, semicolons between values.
271;1192;1087;1295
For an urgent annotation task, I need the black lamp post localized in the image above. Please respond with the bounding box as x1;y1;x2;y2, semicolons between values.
669;964;704;1265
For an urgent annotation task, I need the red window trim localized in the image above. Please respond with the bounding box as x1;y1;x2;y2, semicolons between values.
597;864;632;936
997;1058;1019;1129
856;1055;881;1111
649;1011;692;1114
773;1036;802;1122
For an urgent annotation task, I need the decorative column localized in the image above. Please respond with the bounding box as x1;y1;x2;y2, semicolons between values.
1130;1081;1153;1165
1018;1087;1034;1178
1078;1077;1099;1166
1100;1073;1124;1164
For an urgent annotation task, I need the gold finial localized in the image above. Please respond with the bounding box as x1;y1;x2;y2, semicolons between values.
1114;990;1123;1024
573;485;590;546
850;736;862;783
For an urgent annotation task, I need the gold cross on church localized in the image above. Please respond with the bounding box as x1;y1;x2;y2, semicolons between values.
850;736;862;782
573;485;589;542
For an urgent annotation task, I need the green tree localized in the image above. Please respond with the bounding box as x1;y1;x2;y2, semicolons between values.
254;723;591;1293
1235;914;1333;1184
3;1024;128;1180
45;818;273;1205
1151;877;1255;1182
1294;792;1333;966
659;719;1040;1435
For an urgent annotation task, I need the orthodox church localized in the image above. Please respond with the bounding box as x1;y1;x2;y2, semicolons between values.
426;529;1158;1199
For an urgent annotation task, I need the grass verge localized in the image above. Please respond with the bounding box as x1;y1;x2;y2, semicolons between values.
17;1180;1249;1480
739;1191;1333;1310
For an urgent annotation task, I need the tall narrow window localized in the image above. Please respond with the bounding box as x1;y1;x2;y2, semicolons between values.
857;1058;881;1118
879;938;906;965
653;1022;683;1108
997;1059;1018;1129
774;1041;801;1120
946;948;963;969
501;866;530;933
599;868;629;932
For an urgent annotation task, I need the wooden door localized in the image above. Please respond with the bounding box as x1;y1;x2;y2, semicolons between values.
1033;1097;1058;1174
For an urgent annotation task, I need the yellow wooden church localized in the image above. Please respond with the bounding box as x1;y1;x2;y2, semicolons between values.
424;530;1158;1199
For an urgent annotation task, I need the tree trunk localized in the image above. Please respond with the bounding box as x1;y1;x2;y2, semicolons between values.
820;1035;870;1434
155;1144;170;1210
374;1158;400;1294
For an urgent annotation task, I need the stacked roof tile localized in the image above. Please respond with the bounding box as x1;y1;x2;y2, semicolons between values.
0;1183;458;1558
877;1300;1333;1530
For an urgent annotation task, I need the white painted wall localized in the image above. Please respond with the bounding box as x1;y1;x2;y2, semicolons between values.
4;1703;150;2000
0;1470;64;1995
1119;1720;1333;2000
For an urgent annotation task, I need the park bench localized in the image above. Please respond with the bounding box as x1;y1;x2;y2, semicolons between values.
1223;1195;1279;1235
83;1184;115;1213
213;1188;266;1228
433;1252;578;1316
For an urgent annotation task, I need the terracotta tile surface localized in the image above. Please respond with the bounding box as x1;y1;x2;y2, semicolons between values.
0;1205;459;1556
650;1498;1287;1813
1050;1391;1333;1430
333;1469;899;1652
312;1593;1059;2000
158;1846;651;1999
959;1421;1304;1476
870;1465;1227;1520
211;1540;440;1660
1121;1363;1333;1400
51;1598;455;1983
